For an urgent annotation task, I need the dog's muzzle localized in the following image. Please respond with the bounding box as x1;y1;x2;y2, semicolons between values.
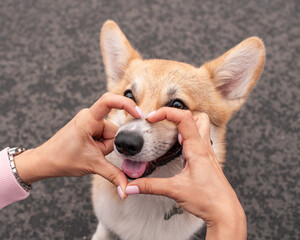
114;131;182;179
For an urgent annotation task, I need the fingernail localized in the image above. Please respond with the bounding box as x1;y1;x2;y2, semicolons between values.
135;106;144;118
117;186;124;199
178;133;183;145
146;111;156;119
125;185;140;195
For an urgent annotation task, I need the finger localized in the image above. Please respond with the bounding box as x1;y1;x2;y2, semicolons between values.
126;177;174;198
102;120;119;140
96;139;115;156
90;92;141;120
92;119;118;140
147;107;202;143
94;158;128;193
92;120;118;155
194;113;211;144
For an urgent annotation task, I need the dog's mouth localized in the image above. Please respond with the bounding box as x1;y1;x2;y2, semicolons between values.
122;141;182;180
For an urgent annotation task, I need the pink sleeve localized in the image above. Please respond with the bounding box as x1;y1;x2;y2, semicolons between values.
0;148;30;209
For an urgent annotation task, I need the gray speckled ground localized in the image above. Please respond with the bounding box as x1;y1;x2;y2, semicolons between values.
0;0;299;239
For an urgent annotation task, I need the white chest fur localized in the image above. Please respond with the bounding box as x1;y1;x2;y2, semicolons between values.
92;175;204;240
92;152;205;240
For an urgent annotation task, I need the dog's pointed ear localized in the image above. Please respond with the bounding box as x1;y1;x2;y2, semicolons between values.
101;20;141;91
203;37;265;112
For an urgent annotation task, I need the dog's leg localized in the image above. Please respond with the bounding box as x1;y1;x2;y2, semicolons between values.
92;222;118;240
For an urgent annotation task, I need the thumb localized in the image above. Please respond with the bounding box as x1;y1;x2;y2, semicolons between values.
126;177;174;198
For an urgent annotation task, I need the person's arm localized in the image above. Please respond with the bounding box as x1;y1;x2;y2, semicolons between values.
125;109;247;240
0;93;142;209
0;148;29;209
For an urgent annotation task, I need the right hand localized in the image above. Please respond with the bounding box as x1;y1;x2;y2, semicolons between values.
125;108;247;239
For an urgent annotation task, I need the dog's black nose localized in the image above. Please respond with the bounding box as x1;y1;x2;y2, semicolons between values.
114;131;144;156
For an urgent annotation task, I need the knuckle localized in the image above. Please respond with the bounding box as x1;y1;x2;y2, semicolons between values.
199;112;210;122
74;108;89;128
183;110;193;120
197;146;214;161
107;174;118;185
102;92;112;101
143;182;153;194
77;108;89;117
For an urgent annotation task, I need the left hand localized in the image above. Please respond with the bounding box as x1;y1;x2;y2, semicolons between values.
14;93;141;191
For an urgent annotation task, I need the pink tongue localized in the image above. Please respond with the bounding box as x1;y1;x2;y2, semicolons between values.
122;159;147;178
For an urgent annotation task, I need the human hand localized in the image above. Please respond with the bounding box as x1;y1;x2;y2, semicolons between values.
125;108;247;239
14;93;141;191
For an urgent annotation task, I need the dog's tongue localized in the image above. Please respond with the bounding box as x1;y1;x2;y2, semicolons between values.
122;159;147;179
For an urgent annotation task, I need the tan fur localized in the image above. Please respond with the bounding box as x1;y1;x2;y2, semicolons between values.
92;20;265;240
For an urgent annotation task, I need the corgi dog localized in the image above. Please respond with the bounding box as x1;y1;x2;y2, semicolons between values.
92;20;265;240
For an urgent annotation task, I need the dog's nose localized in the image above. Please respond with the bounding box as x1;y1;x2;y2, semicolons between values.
114;131;144;156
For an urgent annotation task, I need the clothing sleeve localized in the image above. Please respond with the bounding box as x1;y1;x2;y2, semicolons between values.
0;148;30;209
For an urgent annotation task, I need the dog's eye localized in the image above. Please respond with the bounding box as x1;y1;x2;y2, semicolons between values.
171;99;188;110
124;90;136;102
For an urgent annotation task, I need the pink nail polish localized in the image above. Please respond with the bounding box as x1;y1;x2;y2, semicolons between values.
117;186;124;199
125;185;140;195
135;106;144;118
178;133;183;145
146;111;156;119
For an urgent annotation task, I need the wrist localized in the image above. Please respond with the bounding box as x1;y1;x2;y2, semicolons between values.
14;147;47;184
206;205;247;240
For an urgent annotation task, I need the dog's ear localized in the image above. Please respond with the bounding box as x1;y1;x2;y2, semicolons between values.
203;37;265;112
100;20;141;91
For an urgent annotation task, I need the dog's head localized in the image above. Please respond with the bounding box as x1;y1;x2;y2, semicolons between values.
100;20;265;179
